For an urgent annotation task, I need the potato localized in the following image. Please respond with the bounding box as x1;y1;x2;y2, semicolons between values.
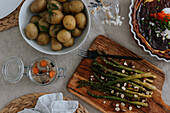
63;15;76;30
38;18;49;32
75;13;87;29
49;24;63;37
30;0;46;13
57;0;67;3
57;29;71;43
51;37;63;51
45;10;64;24
72;27;82;37
63;37;74;47
63;2;70;13
39;11;48;17
36;33;50;45
69;1;84;13
25;23;38;40
47;0;63;11
30;15;40;24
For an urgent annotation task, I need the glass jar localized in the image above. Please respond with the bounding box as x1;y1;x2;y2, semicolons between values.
2;57;66;86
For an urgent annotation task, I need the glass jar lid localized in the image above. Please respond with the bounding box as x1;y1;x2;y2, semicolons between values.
2;56;24;83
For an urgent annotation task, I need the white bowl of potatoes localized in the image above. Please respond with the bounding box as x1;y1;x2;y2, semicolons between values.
19;0;91;55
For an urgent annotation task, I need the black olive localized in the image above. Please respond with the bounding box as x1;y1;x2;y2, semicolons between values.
90;2;94;4
50;62;54;67
95;0;100;3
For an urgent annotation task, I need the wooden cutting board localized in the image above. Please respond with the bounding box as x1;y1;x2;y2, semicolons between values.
67;35;170;113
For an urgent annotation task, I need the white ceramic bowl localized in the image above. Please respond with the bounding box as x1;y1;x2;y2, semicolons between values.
19;0;91;55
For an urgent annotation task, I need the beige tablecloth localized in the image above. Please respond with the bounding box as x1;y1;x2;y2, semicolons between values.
0;0;169;112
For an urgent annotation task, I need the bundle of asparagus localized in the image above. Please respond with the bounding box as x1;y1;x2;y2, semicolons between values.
77;50;157;111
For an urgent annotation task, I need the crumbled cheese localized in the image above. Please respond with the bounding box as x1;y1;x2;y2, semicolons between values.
122;109;126;111
122;69;126;73
156;33;160;37
116;92;120;96
134;94;138;98
162;36;166;40
115;107;120;111
90;75;94;78
89;0;123;26
111;90;114;94
147;69;150;71
117;83;120;87
132;65;135;69
102;8;123;26
134;86;139;89
103;101;106;104
123;61;128;66
142;99;146;103
101;76;105;80
124;82;127;87
143;79;146;83
137;105;141;108
116;103;119;107
141;17;145;21
150;92;153;95
143;78;146;83
129;106;133;111
121;102;125;106
146;91;150;95
149;22;155;26
121;86;126;90
121;94;125;98
155;31;160;33
90;78;93;81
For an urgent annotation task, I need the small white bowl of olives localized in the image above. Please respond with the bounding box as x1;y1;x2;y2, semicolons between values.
19;0;91;55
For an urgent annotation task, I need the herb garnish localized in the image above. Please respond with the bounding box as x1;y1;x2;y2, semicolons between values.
54;28;63;35
47;3;59;10
52;25;59;31
34;22;39;28
39;26;49;33
67;29;75;33
47;2;58;21
149;36;152;39
141;20;145;25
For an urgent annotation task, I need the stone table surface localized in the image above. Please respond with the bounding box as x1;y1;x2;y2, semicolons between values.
0;0;169;113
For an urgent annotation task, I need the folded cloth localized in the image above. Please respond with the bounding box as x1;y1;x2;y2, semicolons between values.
18;93;78;113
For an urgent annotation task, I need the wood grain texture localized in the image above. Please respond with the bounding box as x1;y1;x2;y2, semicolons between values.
67;35;170;113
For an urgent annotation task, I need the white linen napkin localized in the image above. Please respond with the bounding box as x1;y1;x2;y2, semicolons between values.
18;93;78;113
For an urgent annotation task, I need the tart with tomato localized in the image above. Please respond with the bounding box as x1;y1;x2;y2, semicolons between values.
132;0;170;60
